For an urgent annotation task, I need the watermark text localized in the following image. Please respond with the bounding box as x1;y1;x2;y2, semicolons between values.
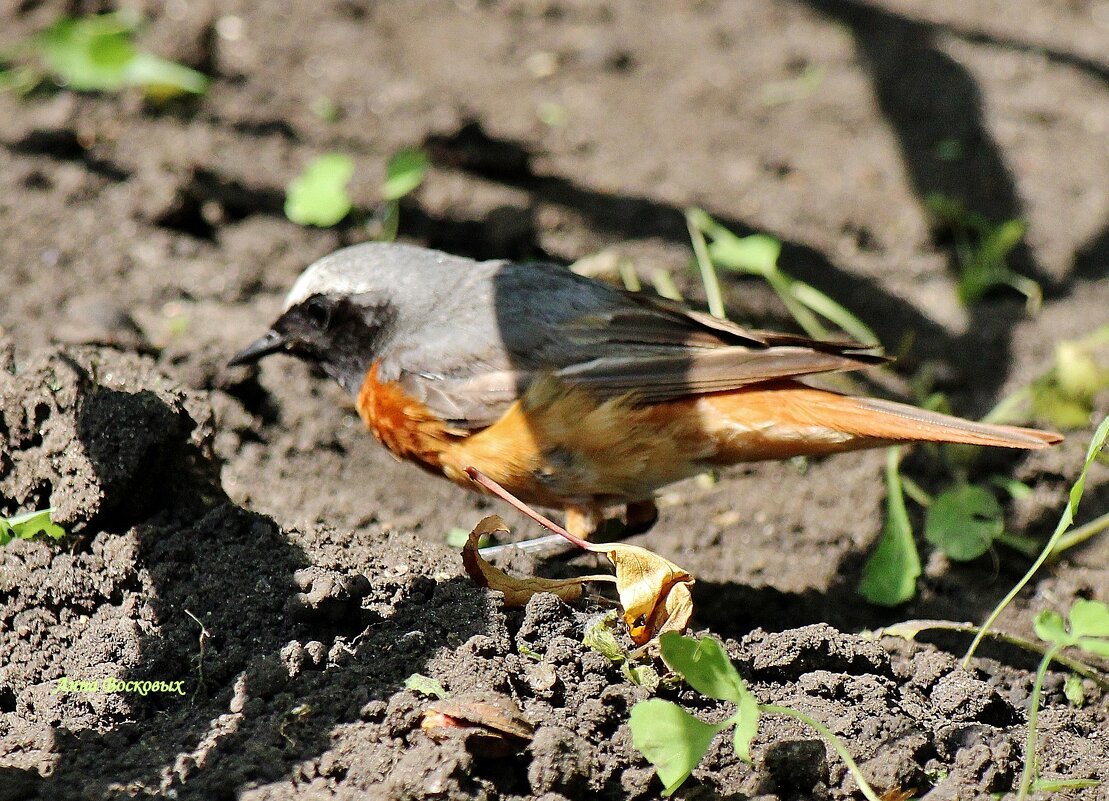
52;677;186;696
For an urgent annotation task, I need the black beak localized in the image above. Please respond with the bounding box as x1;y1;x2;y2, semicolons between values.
228;329;287;367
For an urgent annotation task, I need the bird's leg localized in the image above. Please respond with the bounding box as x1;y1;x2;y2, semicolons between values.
623;499;659;535
565;500;659;541
564;504;605;541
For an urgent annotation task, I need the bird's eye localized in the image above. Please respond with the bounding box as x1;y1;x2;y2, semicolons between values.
304;296;331;328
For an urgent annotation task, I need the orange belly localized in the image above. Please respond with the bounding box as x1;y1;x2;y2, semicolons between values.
357;365;881;510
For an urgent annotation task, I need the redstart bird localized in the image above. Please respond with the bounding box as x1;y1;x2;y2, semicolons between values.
230;243;1061;538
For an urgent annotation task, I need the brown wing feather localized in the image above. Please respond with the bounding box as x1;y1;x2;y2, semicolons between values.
398;282;887;430
555;347;886;403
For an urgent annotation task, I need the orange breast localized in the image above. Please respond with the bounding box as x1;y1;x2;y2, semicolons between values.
356;366;718;508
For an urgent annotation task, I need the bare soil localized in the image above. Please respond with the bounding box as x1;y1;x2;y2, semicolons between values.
1;1;1106;799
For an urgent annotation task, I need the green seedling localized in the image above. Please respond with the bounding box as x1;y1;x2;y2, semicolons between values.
925;193;1040;313
1;12;208;98
858;448;921;606
381;149;430;202
1016;599;1109;800
630;632;882;799
924;484;1004;561
447;526;492;549
583;612;660;690
686;208;878;344
859;399;1103;604
987;326;1109;432
921;481;1044;561
404;673;451;699
371;148;430;242
517;642;543;662
965;414;1109;667
0;508;65;546
284;153;356;228
1062;674;1085;707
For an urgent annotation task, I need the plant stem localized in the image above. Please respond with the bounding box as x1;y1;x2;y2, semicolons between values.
899;475;934;508
770;272;829;339
963;415;1109;668
994;531;1044;559
1051;510;1109;556
760;705;882;801
875;619;1108;688
1015;644;1062;801
685;209;727;319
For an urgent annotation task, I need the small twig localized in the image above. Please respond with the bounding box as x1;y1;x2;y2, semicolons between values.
184;609;210;698
465;467;592;550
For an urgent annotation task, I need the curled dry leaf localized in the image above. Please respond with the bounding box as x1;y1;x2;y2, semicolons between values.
595;543;695;645
421;692;534;757
459;509;694;644
461;516;610;606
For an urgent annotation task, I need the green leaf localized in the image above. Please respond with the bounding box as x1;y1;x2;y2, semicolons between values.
447;525;493;549
966;415;1109;665
124;51;208;98
285;153;355;227
37;15;135;90
732;691;760;763
404;673;450;699
924;484;1003;561
382;148;429;201
1033;610;1071;647
3;508;65;543
1031;382;1095;430
623;662;661;691
659;632;747;704
629;699;727;796
1055;340;1109;399
517;642;543;661
33;13;207;97
1068;599;1109;639
990;475;1033;501
789;281;879;345
1075;638;1109;658
583;613;625;662
1063;674;1085;707
445;527;470;548
858;448;921;606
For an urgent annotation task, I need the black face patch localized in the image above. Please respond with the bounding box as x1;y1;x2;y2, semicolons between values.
276;293;396;394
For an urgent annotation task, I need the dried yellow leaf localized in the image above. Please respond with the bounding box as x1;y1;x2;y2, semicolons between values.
593;543;695;645
461;516;596;607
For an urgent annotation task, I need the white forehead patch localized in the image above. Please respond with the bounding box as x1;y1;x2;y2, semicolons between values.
283;246;378;310
281;242;467;311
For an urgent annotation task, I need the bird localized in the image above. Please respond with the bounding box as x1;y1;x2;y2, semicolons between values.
229;242;1062;539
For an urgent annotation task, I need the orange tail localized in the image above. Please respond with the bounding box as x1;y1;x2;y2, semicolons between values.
793;389;1062;449
702;381;1061;464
